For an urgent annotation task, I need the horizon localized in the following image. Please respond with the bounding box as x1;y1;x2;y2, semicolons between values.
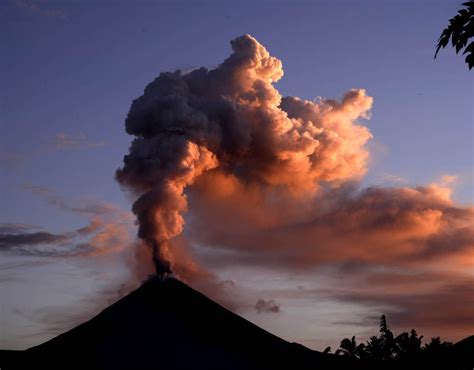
1;0;473;353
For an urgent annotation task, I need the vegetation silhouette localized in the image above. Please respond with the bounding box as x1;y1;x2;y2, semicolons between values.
0;281;472;369
334;336;366;359
435;1;474;69
332;314;453;361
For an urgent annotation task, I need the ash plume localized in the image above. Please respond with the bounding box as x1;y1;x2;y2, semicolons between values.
116;34;373;276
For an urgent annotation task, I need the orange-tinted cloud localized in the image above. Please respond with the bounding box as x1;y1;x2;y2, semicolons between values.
2;188;134;258
114;34;473;340
116;35;373;274
321;270;474;340
187;178;473;270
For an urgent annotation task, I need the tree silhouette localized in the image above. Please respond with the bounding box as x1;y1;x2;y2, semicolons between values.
394;329;424;357
379;314;395;360
423;336;453;353
364;335;385;360
435;1;474;70
335;315;453;361
335;336;366;359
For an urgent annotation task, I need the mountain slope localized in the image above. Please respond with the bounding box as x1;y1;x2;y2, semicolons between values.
1;277;351;370
1;277;472;370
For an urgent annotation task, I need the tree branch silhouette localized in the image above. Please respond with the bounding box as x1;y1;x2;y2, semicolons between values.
435;1;474;70
334;315;452;361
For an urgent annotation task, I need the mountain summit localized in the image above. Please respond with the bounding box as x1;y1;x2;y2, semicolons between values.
1;277;346;369
1;277;472;369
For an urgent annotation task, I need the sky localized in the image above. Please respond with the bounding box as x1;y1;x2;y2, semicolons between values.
1;0;473;351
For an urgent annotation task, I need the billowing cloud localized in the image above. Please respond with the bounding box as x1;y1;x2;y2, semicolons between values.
114;34;473;342
116;34;373;275
187;180;473;271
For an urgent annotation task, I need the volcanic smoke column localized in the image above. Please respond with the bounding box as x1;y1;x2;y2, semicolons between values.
116;35;373;275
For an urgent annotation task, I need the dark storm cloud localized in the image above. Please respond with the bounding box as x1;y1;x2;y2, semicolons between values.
1;188;134;258
0;231;70;249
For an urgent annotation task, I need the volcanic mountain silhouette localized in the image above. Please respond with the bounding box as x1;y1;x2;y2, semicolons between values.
0;277;473;370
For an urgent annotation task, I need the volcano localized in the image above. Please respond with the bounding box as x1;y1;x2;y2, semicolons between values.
0;277;472;370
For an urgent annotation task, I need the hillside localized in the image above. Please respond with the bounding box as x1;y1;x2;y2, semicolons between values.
0;277;472;369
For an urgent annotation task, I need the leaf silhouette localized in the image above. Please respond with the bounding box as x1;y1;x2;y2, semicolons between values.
435;1;474;70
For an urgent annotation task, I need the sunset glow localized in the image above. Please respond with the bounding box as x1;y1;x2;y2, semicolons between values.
1;0;472;356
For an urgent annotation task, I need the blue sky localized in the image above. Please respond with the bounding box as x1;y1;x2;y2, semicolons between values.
1;0;472;350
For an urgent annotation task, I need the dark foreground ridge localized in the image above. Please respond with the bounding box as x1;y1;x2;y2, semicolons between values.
0;277;472;369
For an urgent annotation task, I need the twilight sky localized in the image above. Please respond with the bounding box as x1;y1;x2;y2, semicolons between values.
1;0;473;351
